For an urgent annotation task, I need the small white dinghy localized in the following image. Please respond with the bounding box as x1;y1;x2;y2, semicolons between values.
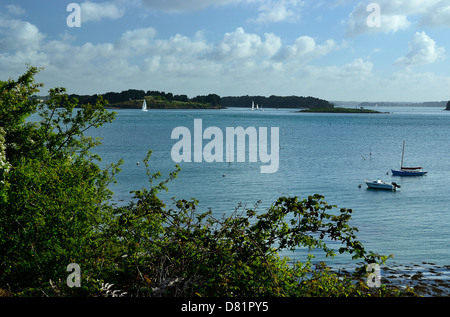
365;179;401;191
142;99;148;111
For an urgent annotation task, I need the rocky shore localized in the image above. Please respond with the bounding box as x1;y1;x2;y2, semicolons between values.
382;263;450;296
334;262;450;297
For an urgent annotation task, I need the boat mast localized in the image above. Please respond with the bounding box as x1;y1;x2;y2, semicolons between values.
401;141;405;169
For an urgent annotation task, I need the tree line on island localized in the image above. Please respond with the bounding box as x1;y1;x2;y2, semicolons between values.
67;89;222;109
35;86;450;111
221;95;333;109
63;89;333;109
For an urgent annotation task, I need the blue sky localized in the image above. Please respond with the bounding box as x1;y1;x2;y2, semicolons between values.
1;0;450;102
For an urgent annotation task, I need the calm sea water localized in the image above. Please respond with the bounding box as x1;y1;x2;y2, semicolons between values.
87;106;450;268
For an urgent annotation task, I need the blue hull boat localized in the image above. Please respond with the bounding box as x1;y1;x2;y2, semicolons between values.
391;168;427;176
392;141;427;176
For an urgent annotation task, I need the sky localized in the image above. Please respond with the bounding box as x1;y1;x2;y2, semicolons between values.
1;0;450;102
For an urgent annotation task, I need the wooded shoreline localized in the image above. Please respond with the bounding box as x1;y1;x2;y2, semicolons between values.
52;89;335;110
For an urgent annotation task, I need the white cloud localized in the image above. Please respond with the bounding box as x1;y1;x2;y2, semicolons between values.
0;17;45;50
140;0;241;12
5;4;26;16
347;1;410;36
0;20;340;95
80;1;125;23
420;4;450;27
386;68;450;99
210;27;281;61
340;58;374;77
274;36;336;61
311;64;372;97
0;17;48;73
307;58;374;81
209;27;337;67
346;0;448;36
395;31;445;66
141;0;305;24
253;0;304;23
115;27;158;56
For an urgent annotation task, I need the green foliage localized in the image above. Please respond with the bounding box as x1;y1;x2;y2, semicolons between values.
0;66;122;295
296;262;416;297
0;66;414;297
70;89;222;108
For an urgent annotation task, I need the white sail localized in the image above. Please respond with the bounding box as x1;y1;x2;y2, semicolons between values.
256;104;259;109
142;99;148;111
251;101;255;110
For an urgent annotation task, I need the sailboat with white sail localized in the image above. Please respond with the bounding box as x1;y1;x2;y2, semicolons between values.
142;99;148;111
251;100;264;111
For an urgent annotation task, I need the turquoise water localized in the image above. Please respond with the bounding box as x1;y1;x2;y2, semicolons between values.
89;106;450;267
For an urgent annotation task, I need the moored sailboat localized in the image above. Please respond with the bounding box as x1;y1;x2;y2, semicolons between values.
391;141;426;176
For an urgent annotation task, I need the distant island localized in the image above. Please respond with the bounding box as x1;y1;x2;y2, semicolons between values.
221;95;333;109
68;89;222;109
357;101;448;108
63;89;334;110
110;96;223;109
299;107;383;113
333;101;448;109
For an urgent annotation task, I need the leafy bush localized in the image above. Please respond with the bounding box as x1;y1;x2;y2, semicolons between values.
0;66;121;295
